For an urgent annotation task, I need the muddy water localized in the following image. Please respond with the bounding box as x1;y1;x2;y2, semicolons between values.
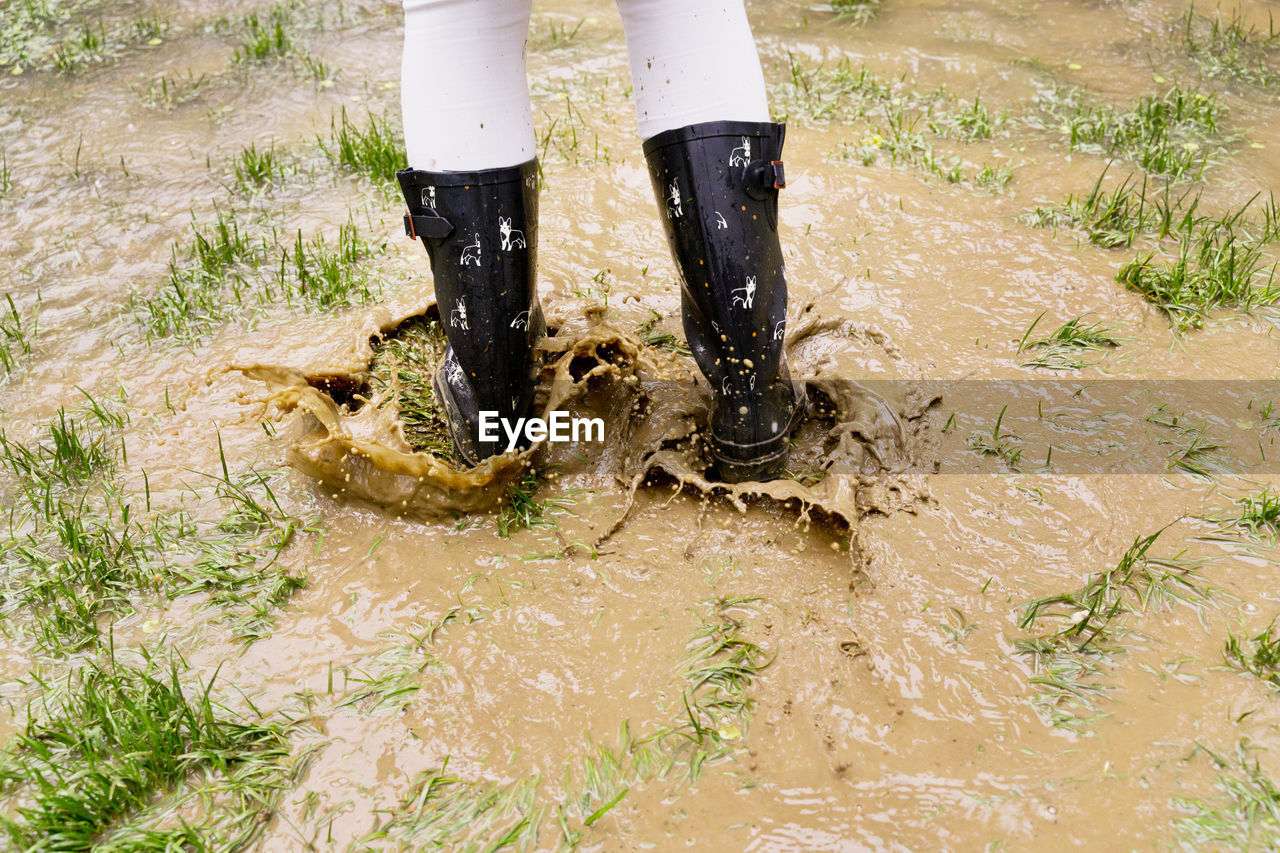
3;0;1280;849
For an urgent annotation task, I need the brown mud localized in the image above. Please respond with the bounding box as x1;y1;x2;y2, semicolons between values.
3;0;1280;849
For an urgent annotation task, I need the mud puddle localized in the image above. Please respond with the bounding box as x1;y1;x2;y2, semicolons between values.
3;0;1280;849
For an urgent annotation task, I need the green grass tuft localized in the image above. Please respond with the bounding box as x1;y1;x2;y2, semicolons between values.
1034;86;1222;179
1224;621;1280;691
1217;488;1280;541
1029;168;1280;331
234;3;295;63
497;468;576;538
319;107;403;184
967;405;1024;469
233;140;293;191
0;410;306;651
369;317;453;459
280;222;379;309
1119;222;1279;332
0;293;36;376
1016;312;1119;370
932;94;999;141
52;19;106;73
132;209;384;341
1027;169;1203;248
0;657;296;850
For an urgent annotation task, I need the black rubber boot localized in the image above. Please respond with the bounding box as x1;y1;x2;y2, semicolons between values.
396;160;544;466
643;121;804;483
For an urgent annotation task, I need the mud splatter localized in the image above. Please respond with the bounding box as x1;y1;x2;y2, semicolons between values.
237;300;938;540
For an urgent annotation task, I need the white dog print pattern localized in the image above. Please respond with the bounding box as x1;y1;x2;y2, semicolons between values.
459;233;481;267
666;179;683;219
450;300;469;330
499;217;526;251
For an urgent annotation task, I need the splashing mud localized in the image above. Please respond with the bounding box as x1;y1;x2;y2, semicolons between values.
237;297;938;542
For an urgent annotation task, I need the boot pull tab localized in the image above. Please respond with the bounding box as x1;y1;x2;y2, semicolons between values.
743;124;787;201
743;160;786;200
404;210;454;241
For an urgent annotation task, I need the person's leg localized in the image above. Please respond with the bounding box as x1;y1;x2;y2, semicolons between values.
615;0;770;139
397;0;544;465
400;0;535;170
617;0;801;482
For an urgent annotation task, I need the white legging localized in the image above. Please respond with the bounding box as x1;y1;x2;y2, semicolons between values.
401;0;770;170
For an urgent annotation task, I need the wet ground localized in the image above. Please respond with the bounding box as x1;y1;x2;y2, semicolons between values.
3;0;1280;849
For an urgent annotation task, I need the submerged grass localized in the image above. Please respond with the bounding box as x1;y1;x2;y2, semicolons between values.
360;759;542;852
1146;405;1233;478
1211;488;1280;542
137;69;207;110
776;56;1014;190
0;0;69;70
829;0;881;25
534;75;614;168
1016;528;1210;729
1;293;37;376
174;445;308;645
0;406;308;651
360;598;770;848
1224;621;1280;692
636;309;690;355
1032;85;1221;179
1175;741;1280;849
1181;7;1280;90
1016;312;1119;370
369;317;453;459
336;623;453;716
0;656;298;850
967;405;1024;470
48;12;169;75
558;596;770;841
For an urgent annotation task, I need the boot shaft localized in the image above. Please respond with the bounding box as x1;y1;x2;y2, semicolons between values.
396;161;541;419
397;161;544;463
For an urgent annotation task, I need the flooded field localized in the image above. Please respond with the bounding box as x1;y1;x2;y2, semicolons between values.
3;0;1280;848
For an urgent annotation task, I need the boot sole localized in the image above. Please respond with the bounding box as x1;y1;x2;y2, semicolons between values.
710;440;791;483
